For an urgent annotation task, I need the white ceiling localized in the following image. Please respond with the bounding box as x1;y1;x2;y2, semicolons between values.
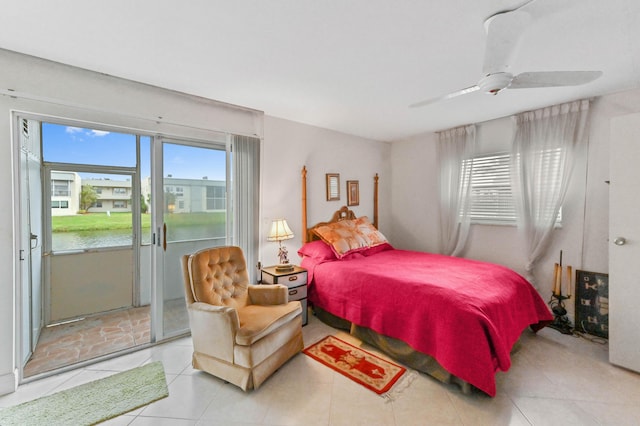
1;0;639;141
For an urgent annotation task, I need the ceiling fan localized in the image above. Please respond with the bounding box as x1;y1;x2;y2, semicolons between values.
410;0;602;108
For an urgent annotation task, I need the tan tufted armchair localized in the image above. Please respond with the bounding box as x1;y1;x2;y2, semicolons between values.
181;246;304;391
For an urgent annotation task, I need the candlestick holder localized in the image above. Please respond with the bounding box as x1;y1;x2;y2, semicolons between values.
548;292;573;335
548;251;573;335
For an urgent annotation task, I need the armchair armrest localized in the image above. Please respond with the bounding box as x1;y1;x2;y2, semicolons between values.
248;284;288;306
188;302;240;362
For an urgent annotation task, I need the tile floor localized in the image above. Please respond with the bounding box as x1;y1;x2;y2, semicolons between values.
24;299;190;378
24;306;151;378
3;312;640;425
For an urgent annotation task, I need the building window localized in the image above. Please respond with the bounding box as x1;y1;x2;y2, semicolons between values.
51;200;69;208
113;187;127;194
52;180;70;197
114;201;127;208
206;185;226;210
95;187;102;194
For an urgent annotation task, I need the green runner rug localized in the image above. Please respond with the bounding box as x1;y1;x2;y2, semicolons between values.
0;361;168;426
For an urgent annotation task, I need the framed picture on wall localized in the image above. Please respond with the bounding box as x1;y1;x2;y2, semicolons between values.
326;173;340;201
347;180;359;206
575;269;609;338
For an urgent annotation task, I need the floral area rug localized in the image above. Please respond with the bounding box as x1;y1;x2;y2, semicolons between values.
303;335;406;395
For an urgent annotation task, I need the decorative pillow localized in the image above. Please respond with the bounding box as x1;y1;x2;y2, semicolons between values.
297;240;337;261
312;219;370;258
354;217;388;247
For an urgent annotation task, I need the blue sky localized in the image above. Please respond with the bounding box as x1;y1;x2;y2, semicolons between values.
42;122;226;180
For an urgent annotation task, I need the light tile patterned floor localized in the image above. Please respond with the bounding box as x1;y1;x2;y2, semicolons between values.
24;306;152;378
4;312;640;425
24;299;190;378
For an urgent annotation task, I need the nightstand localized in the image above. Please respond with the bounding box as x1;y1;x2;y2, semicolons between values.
261;265;308;326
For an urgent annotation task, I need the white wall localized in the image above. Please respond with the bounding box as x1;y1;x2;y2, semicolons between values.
260;116;391;268
0;49;261;396
0;50;390;396
390;88;640;322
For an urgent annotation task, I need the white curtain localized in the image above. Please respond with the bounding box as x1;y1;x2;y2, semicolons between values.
438;125;476;256
511;99;590;285
232;135;261;283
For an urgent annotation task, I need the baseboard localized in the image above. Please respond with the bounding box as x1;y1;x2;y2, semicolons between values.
0;370;17;396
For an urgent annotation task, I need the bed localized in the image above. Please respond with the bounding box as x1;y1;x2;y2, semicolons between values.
299;167;553;396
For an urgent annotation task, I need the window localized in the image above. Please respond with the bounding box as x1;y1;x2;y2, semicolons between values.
52;180;70;197
113;201;127;208
113;187;127;194
206;185;226;210
463;151;562;225
51;200;69;209
465;153;516;225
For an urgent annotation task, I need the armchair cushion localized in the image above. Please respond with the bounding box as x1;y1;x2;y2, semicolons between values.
236;302;302;346
248;284;289;305
188;246;250;309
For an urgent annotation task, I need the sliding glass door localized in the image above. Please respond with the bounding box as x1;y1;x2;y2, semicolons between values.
155;139;229;337
16;114;256;379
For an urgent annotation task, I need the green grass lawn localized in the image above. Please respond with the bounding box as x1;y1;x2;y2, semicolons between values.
51;212;225;232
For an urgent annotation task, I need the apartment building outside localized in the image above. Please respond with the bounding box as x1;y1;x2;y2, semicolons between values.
51;172;226;215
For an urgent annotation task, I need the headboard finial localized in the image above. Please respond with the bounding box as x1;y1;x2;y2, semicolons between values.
302;166;308;243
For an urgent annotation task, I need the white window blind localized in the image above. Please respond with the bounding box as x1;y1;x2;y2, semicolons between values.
465;153;516;225
462;150;562;225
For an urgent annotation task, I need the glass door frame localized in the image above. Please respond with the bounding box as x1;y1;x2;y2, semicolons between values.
151;135;231;341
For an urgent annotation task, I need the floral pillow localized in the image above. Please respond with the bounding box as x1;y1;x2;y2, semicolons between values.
312;219;370;258
312;217;389;258
354;216;388;247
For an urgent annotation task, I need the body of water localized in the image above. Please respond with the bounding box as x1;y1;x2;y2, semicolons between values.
52;224;226;252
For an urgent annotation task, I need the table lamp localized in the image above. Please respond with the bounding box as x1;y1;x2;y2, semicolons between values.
267;218;295;272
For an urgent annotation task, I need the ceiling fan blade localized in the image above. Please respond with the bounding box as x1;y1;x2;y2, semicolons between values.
482;5;533;75
409;85;480;108
509;71;603;88
482;0;575;75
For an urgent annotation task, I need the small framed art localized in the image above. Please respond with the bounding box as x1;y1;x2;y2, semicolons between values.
326;173;340;201
347;180;359;206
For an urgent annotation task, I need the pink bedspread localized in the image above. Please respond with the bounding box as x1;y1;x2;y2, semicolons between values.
302;248;553;396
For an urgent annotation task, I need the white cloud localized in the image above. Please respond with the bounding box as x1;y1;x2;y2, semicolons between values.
65;126;83;134
90;130;110;137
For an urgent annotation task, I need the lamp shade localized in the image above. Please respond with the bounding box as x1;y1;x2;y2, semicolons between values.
267;219;294;242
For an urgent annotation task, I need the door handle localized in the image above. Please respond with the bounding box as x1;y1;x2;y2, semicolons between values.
613;237;627;246
163;223;167;251
30;233;39;249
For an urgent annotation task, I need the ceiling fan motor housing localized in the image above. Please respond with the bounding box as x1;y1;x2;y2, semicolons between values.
479;72;514;94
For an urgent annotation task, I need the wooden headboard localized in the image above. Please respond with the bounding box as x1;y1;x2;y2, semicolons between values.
301;166;379;243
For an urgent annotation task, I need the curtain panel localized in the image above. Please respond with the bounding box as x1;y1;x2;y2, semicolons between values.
437;124;476;256
511;99;591;286
232;135;261;283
